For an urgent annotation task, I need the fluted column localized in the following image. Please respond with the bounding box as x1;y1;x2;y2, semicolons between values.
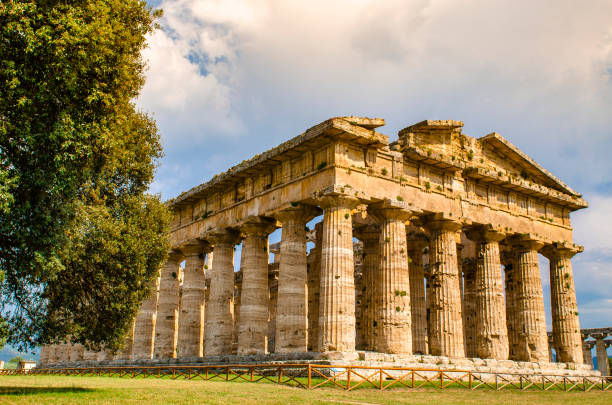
115;319;136;361
461;258;476;358
237;219;275;355
582;338;594;367
275;206;319;353
501;249;519;360
307;222;322;352
423;219;465;357
177;240;208;358
594;335;611;376
318;195;359;353
132;274;160;360
38;345;49;365
205;229;241;356
509;236;548;362
69;344;85;362
354;225;380;352
541;243;583;364
406;231;428;355
367;202;414;354
153;251;183;359
466;227;509;360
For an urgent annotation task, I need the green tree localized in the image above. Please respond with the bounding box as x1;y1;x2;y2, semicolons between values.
0;0;170;351
9;356;24;364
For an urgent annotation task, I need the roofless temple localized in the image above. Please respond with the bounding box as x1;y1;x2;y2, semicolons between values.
40;117;600;375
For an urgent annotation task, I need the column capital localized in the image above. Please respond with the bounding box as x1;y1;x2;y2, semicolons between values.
406;225;429;253
353;224;380;243
178;239;211;256
206;228;242;247
422;218;463;234
368;199;421;223
239;216;276;237
540;242;583;260
507;233;545;252
275;204;322;224
465;225;506;243
167;249;184;263
316;193;361;210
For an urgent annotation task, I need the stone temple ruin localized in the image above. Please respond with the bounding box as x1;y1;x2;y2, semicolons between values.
39;117;606;376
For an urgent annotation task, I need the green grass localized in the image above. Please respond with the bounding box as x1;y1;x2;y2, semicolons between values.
0;374;610;404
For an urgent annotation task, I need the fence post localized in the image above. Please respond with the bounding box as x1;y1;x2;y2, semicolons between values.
347;368;351;391
278;366;282;384
307;365;312;389
380;368;383;391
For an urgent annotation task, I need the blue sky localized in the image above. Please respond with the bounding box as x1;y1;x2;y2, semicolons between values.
139;0;612;331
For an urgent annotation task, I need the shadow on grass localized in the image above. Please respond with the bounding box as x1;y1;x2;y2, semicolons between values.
0;386;95;396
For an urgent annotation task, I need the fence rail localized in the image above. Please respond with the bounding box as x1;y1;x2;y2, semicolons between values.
1;364;610;392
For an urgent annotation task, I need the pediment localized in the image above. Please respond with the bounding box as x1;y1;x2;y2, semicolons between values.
478;132;579;197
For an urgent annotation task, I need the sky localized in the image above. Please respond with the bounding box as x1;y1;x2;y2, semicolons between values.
138;0;612;332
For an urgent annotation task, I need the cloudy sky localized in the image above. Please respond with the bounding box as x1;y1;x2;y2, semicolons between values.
139;0;612;331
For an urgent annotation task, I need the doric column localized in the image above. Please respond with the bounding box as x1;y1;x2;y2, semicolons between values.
354;225;380;352
462;258;477;358
307;222;322;352
423;219;465;358
205;229;241;356
38;345;49;365
275;206;319;353
177;240;208;358
237;219;276;355
367;201;415;354
594;335;611;376
232;271;242;354
508;235;548;362
582;338;594;367
501;249;519;360
465;226;509;360
69;344;85;362
406;228;428;355
268;269;278;353
132;274;160;360
82;348;98;362
541;243;583;364
318;194;360;353
115;319;136;361
153;251;183;359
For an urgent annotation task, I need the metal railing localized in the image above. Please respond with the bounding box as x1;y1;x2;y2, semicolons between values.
1;364;610;392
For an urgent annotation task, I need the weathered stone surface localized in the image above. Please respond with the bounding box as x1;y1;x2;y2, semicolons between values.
369;201;416;354
509;236;548;362
466;227;509;360
541;243;583;364
153;251;182;359
462;257;478;358
237;219;276;355
177;240;208;358
354;225;380;352
132;275;160;360
424;219;465;358
406;231;428;355
205;229;241;356
307;222;322;352
275;206;320;353
318;194;359;353
594;336;610;376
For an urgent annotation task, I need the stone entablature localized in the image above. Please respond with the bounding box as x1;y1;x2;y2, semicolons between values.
168;117;586;250
41;116;593;376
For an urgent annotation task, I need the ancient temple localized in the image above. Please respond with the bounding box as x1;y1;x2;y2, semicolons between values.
40;117;604;375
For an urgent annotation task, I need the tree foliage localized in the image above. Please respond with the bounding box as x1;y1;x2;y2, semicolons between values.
0;0;170;351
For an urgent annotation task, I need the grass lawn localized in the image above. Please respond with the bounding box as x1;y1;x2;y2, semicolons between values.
0;374;611;404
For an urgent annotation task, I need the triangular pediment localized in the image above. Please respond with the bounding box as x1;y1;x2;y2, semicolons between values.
478;132;579;197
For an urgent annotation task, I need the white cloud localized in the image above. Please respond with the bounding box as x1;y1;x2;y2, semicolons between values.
573;193;612;255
